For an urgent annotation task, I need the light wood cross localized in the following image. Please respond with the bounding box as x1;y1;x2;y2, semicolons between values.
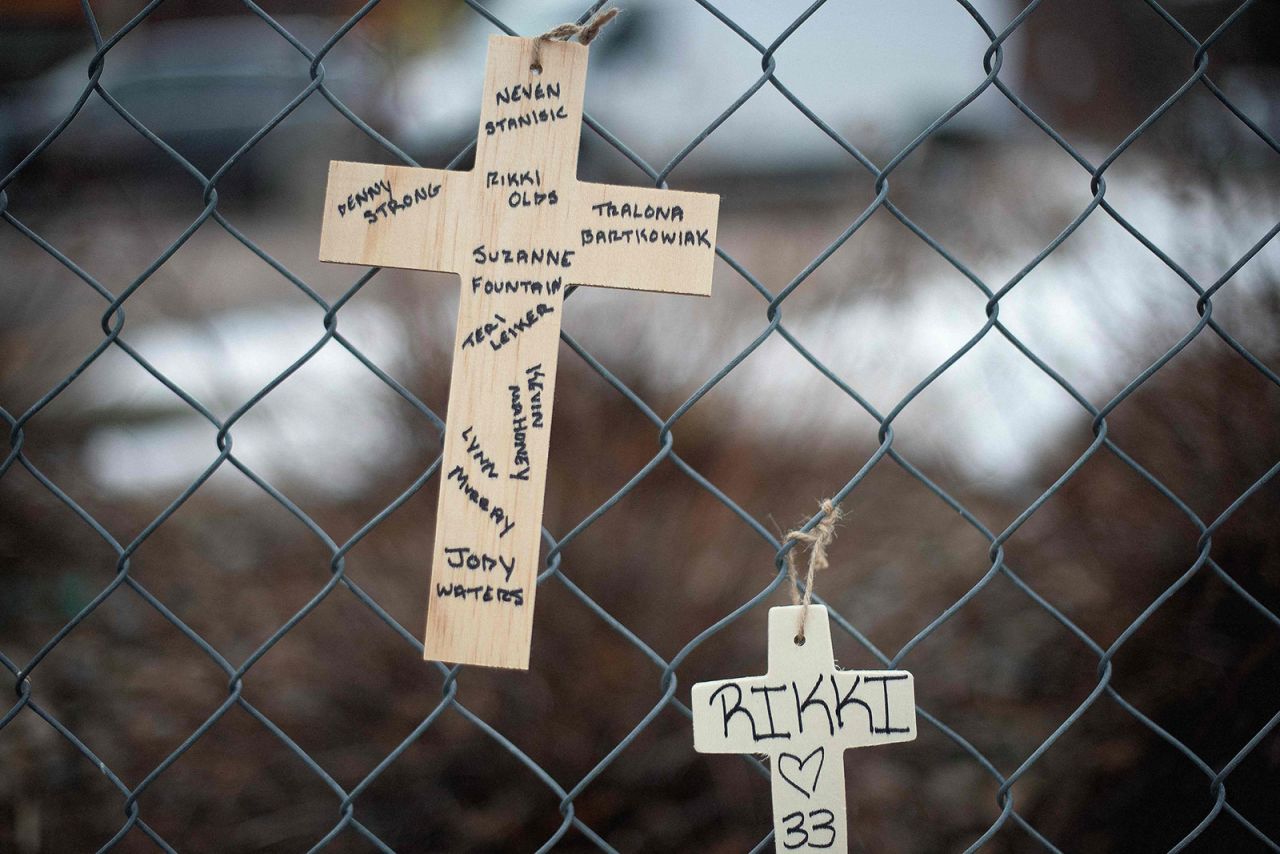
693;606;916;852
318;35;719;669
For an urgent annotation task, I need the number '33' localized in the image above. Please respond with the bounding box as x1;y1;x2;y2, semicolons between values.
781;808;836;849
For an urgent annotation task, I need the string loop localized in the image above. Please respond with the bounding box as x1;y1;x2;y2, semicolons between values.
531;6;620;70
784;498;843;642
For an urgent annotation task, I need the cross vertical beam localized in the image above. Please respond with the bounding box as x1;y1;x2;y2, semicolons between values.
319;35;719;668
693;606;916;852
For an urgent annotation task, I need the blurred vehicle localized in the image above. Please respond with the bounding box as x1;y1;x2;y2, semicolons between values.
0;15;386;187
390;0;1017;176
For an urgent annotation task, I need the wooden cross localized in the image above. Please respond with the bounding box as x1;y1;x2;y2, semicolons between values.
318;35;719;669
693;606;916;852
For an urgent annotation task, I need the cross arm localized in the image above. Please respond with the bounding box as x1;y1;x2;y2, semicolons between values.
826;669;916;749
319;159;471;273
693;674;787;754
566;182;719;296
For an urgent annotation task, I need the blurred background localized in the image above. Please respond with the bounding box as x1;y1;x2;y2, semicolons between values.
1;0;1278;851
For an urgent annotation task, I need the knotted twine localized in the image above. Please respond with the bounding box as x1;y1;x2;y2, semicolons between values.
531;6;621;71
784;498;844;643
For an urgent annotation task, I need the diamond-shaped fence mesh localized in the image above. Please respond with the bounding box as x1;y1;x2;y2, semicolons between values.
2;0;1278;851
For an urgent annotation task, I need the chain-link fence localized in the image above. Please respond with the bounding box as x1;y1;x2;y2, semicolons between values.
2;0;1278;851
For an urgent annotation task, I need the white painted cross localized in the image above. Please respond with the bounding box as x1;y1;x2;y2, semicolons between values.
318;35;719;669
693;606;916;852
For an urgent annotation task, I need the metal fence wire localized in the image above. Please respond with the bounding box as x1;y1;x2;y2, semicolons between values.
2;0;1279;851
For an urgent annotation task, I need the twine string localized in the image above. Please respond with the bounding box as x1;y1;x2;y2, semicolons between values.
784;498;843;642
531;6;620;70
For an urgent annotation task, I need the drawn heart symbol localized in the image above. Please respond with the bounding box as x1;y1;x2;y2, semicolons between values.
777;747;825;799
